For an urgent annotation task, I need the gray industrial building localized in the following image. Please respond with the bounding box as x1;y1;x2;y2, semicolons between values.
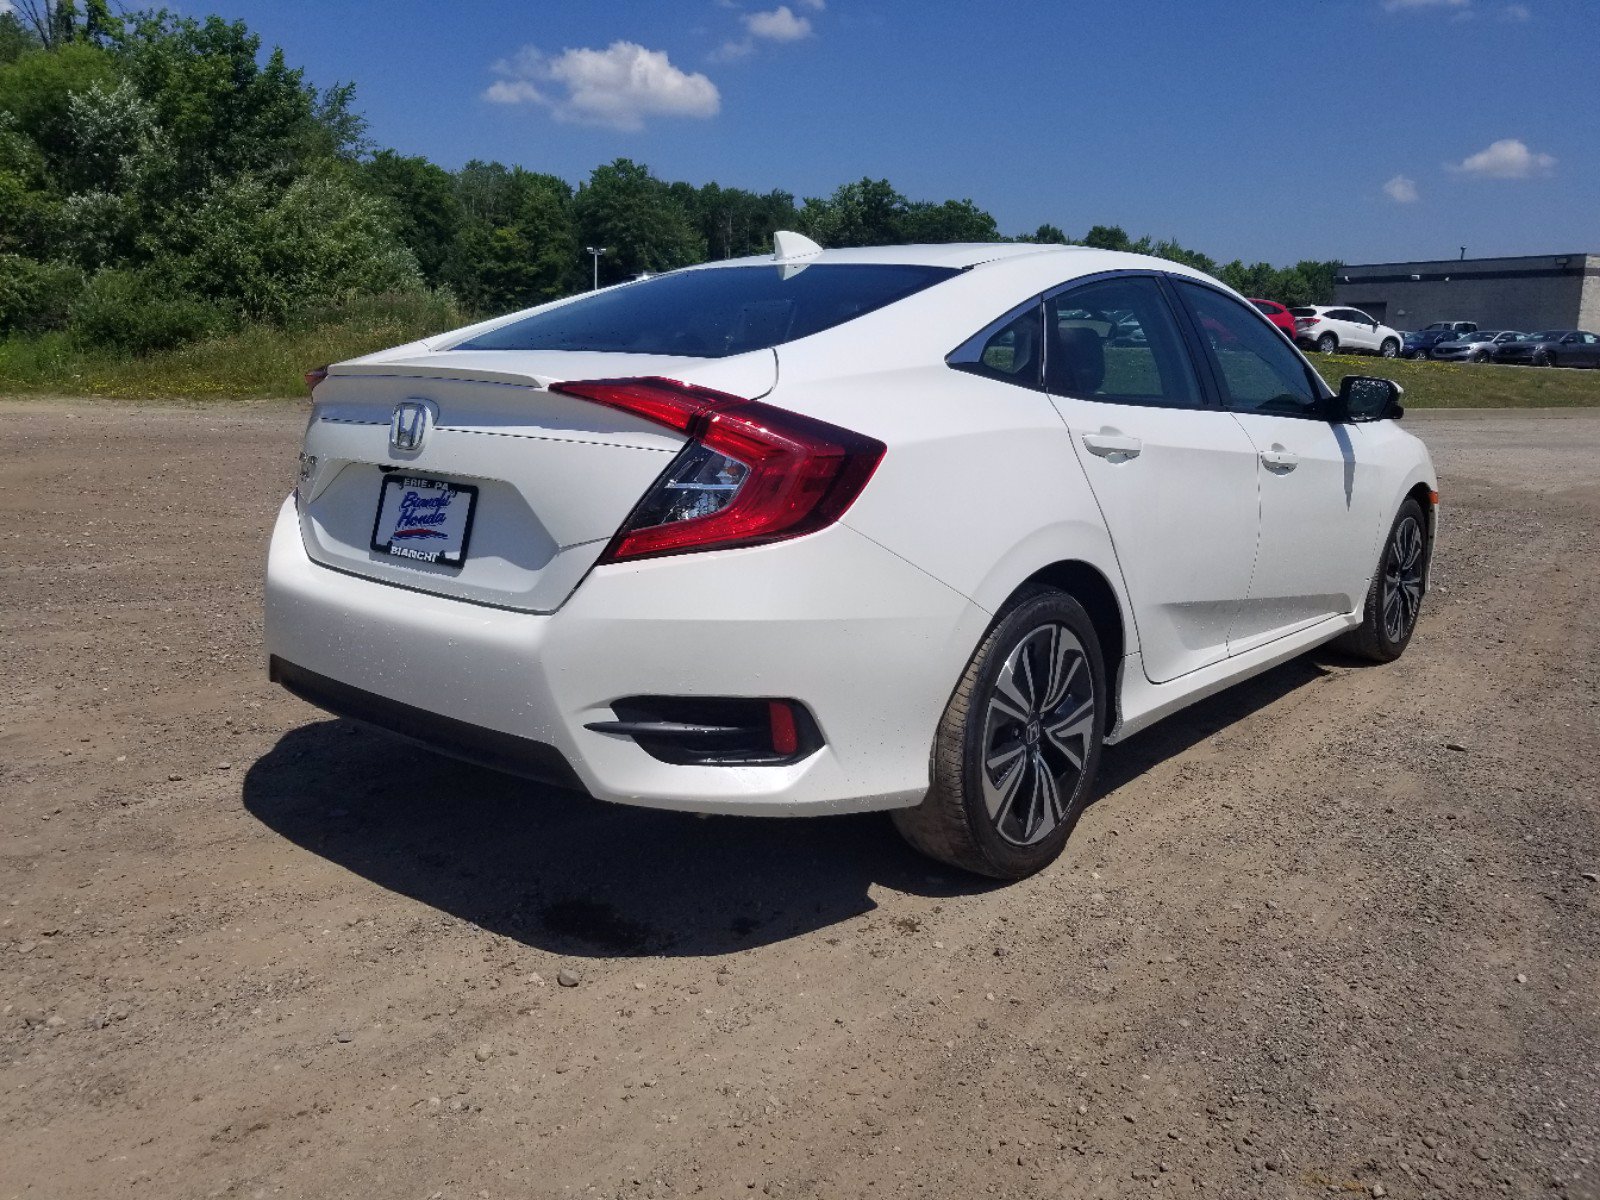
1331;252;1599;333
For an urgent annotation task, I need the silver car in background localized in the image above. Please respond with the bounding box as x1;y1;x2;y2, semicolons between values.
1431;330;1528;363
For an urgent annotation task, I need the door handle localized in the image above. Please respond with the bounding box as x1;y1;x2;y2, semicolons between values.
1259;445;1299;472
1082;431;1142;460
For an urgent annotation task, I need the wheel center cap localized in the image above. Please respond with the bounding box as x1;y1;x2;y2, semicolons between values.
1023;718;1042;747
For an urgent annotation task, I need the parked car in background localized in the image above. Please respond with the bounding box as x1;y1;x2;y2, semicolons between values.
1401;328;1466;359
1492;330;1600;368
1291;306;1402;357
1249;298;1297;337
1430;330;1527;363
267;238;1437;879
1422;320;1479;337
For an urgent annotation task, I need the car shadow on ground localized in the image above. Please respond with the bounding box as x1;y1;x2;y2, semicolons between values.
242;654;1335;959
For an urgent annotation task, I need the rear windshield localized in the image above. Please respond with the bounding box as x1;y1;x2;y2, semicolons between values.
1250;300;1279;314
1289;307;1317;317
452;263;962;358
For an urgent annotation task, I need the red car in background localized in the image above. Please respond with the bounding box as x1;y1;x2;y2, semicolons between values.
1250;298;1297;337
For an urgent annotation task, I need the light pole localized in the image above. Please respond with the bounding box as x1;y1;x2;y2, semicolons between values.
586;246;607;291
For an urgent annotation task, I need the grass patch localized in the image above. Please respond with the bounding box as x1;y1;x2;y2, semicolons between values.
0;292;464;402
1309;352;1600;408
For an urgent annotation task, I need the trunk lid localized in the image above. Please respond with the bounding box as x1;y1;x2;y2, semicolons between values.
296;349;776;612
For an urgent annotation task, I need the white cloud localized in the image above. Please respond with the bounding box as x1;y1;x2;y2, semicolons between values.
1381;0;1468;10
1451;138;1555;178
1383;174;1420;204
744;5;812;41
797;0;827;9
1500;3;1531;19
485;41;720;131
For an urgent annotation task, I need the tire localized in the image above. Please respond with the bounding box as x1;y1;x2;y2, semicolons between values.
1534;350;1554;367
893;586;1106;880
1379;338;1399;358
1336;498;1427;663
1317;333;1339;355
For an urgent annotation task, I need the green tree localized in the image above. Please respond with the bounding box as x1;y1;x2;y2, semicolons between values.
900;198;999;243
449;165;578;313
796;177;908;247
1026;223;1071;245
574;159;703;283
362;150;461;286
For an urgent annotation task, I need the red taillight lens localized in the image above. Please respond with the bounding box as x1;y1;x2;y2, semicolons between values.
550;377;886;563
304;365;329;392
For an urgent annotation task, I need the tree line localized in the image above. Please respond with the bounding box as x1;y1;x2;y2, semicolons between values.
0;5;1339;357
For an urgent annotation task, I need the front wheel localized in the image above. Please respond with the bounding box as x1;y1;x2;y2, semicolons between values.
1336;498;1427;663
1379;338;1399;358
893;587;1105;879
1534;349;1555;367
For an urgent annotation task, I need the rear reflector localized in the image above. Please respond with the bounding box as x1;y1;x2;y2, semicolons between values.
552;377;886;563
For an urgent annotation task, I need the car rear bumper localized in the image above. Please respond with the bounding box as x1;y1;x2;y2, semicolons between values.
264;497;987;815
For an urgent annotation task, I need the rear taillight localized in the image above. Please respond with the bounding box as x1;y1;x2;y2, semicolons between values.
304;365;329;393
551;377;886;563
1295;317;1319;327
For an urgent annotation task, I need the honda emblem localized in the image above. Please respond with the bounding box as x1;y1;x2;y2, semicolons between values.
390;400;434;453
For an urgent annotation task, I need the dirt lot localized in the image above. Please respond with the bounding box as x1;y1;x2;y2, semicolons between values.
2;400;1597;1200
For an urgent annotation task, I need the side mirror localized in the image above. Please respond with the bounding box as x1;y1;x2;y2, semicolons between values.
1334;375;1404;423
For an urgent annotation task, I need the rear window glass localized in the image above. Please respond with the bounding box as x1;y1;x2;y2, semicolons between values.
1289;307;1316;317
452;263;961;358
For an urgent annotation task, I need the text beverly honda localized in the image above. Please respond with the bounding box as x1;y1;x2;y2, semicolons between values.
266;235;1437;879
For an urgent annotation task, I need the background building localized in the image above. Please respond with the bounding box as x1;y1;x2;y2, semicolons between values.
1331;253;1599;332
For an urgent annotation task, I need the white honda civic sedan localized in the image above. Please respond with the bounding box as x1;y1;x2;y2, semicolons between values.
266;235;1437;879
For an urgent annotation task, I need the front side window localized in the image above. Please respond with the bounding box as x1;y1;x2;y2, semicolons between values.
454;263;960;358
1042;276;1202;408
1172;281;1323;417
947;301;1044;390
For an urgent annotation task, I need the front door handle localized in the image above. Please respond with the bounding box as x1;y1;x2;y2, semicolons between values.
1260;445;1299;472
1082;431;1142;460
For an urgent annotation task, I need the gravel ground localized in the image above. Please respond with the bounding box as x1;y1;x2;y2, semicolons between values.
2;400;1597;1200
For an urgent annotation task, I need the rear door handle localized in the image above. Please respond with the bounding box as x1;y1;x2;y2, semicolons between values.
1082;432;1142;460
1260;446;1299;472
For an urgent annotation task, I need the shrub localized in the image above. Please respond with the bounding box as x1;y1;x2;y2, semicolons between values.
69;267;221;354
0;254;83;333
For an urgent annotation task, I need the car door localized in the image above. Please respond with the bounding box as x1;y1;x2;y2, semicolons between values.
1042;273;1259;684
1169;280;1386;653
1344;309;1381;351
1572;332;1600;366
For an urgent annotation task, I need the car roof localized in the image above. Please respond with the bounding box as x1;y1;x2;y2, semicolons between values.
689;242;1083;271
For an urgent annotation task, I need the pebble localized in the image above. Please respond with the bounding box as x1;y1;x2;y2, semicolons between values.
334;1031;352;1044
1582;871;1599;883
1371;1186;1387;1198
557;968;581;988
1444;742;1468;752
474;1043;493;1062
1515;973;1527;984
215;761;232;771
168;773;183;782
525;972;545;986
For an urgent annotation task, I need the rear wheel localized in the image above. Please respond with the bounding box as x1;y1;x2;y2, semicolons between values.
1337;498;1427;663
1317;333;1338;354
1379;338;1399;358
893;587;1105;880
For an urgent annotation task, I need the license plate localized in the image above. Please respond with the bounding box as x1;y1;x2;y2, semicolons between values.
370;474;478;568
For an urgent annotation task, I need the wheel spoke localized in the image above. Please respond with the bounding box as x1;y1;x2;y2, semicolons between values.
986;742;1025;775
983;747;1027;823
1031;752;1063;839
990;658;1032;725
1044;699;1095;768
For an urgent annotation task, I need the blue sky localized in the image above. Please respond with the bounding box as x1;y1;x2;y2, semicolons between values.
190;0;1596;266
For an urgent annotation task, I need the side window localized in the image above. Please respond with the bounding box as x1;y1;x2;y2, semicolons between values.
947;301;1043;390
1042;276;1201;408
1349;310;1375;324
1172;281;1323;417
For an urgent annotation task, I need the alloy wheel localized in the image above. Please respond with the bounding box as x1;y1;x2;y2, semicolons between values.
1380;340;1398;358
1318;334;1337;354
1382;516;1425;643
980;623;1096;847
